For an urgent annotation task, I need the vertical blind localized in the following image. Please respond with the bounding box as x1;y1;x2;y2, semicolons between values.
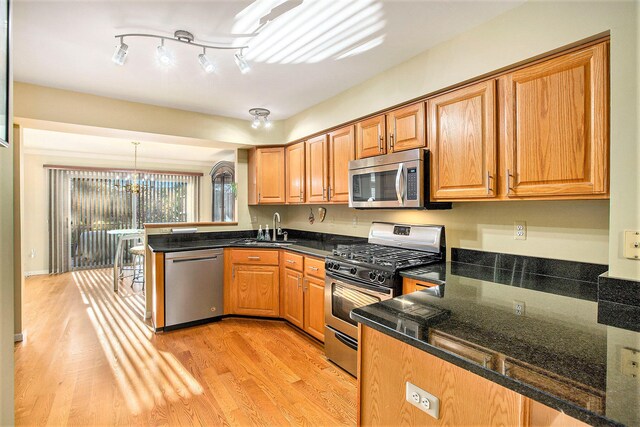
48;167;200;273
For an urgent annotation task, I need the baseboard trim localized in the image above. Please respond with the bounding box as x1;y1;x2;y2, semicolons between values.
14;332;24;342
25;270;49;277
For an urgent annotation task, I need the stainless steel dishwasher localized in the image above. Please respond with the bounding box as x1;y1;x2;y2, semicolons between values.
164;249;224;329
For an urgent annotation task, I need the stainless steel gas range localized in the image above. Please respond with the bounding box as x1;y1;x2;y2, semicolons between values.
324;222;446;376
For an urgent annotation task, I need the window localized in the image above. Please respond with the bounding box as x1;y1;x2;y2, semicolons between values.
210;161;235;222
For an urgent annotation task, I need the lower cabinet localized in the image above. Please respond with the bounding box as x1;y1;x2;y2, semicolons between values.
359;325;589;427
283;267;304;328
402;277;437;294
225;249;280;317
303;275;325;341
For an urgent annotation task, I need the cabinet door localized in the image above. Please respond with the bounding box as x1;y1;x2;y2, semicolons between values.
303;275;325;342
283;267;304;328
328;125;355;203
502;42;608;198
387;102;425;153
257;147;286;204
286;142;305;204
428;80;497;200
305;134;329;203
231;265;279;317
356;115;386;159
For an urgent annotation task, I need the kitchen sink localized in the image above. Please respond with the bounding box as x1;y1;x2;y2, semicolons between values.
232;239;295;247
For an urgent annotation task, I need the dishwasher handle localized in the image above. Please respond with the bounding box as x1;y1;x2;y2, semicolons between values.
171;255;219;263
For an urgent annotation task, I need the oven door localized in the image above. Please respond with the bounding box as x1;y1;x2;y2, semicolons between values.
348;159;422;209
324;274;395;339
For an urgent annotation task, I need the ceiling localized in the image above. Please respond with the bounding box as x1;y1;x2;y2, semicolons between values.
13;0;524;121
23;128;235;166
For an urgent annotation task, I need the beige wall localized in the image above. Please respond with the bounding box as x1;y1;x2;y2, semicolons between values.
14;82;286;146
0;140;14;424
283;1;639;280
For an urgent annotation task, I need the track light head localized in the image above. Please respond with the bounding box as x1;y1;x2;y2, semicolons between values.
235;52;251;74
112;40;128;65
263;116;272;129
156;40;173;66
251;115;261;129
198;53;215;73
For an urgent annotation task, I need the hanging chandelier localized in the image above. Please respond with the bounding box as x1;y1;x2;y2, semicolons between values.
114;141;144;194
111;30;250;74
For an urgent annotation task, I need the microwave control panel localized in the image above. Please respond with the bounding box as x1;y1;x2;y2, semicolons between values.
407;167;418;200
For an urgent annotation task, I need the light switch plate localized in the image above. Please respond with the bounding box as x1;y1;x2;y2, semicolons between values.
406;382;439;419
623;231;640;260
514;221;526;240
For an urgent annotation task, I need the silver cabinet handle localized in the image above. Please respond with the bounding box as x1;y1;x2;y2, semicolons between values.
308;266;319;271
258;192;261;202
286;259;295;264
297;275;301;289
247;256;261;260
506;169;514;192
389;133;394;150
322;187;326;201
328;185;332;201
378;135;383;152
303;278;308;292
395;162;404;206
486;171;491;195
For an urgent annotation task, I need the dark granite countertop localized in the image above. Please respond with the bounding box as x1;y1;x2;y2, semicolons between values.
147;229;366;258
354;254;639;427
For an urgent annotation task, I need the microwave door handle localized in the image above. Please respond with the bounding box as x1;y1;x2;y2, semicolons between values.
395;163;404;206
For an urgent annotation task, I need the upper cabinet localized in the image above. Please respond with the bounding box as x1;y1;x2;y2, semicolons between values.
501;42;608;198
286;142;305;204
248;147;286;205
305;134;329;203
328;125;355;203
428;80;497;199
355;114;386;159
386;102;426;153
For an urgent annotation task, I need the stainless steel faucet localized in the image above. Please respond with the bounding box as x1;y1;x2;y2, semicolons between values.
273;212;282;241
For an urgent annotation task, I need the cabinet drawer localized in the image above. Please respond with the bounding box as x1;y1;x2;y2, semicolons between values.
304;256;325;279
229;249;279;265
283;251;304;271
402;277;436;294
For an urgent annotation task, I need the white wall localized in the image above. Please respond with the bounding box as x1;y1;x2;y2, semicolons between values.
282;1;639;279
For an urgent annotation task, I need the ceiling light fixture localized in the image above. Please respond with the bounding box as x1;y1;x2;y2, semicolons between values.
112;37;128;65
249;108;271;129
235;50;251;74
112;30;249;74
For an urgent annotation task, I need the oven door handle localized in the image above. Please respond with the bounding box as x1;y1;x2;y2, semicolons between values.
395;162;405;206
334;330;358;351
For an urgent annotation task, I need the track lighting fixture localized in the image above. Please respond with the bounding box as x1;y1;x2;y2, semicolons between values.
112;30;249;75
235;50;251;74
249;108;272;129
112;37;128;65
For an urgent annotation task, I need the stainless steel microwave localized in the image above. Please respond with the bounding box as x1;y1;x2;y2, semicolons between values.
348;149;451;210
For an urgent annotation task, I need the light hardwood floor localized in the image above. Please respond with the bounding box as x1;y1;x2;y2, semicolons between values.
15;269;357;426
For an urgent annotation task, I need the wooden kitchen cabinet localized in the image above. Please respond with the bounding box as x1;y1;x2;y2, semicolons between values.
428;80;498;200
501;42;608;199
305;134;329;203
328;125;355;203
286;142;305;204
283;267;304;328
281;252;326;342
387;102;426;153
225;249;280;317
355;114;386;159
248;147;286;205
402;277;437;295
358;325;590;427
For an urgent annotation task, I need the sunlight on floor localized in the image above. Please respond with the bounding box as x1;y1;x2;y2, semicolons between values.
72;269;203;415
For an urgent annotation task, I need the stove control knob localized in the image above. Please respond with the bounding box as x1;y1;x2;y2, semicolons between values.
369;271;376;281
377;273;386;283
326;262;334;270
333;263;340;271
349;267;357;275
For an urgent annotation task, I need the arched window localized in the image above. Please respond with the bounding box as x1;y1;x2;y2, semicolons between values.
210;161;235;222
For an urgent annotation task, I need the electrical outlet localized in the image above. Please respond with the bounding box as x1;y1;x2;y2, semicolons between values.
623;231;640;260
513;300;526;316
30;249;36;259
621;347;640;378
406;382;439;419
514;221;526;240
